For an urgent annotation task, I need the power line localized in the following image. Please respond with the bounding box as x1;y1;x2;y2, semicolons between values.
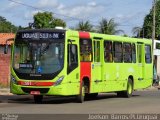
8;0;133;25
8;0;137;34
8;0;83;21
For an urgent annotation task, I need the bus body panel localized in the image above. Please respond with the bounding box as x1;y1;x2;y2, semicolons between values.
9;29;153;97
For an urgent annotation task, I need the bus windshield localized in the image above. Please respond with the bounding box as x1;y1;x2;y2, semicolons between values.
13;41;64;75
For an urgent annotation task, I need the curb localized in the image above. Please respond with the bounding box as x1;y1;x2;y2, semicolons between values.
154;85;160;90
141;86;159;91
0;88;12;95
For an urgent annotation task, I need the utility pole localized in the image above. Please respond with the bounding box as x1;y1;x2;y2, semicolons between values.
152;0;156;42
152;0;156;56
152;0;157;84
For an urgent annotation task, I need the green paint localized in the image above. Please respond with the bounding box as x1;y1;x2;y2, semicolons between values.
10;29;153;97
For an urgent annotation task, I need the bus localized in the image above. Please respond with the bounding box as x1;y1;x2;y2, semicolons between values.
4;29;153;103
153;40;160;85
154;40;160;56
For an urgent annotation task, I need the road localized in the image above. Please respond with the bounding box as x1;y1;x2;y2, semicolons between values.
0;89;160;120
0;89;160;114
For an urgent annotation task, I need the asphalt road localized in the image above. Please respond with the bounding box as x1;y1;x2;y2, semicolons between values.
0;89;160;115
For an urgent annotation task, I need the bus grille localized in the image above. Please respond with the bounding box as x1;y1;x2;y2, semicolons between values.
21;87;50;94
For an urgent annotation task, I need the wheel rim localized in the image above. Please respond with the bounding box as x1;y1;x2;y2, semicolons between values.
82;86;85;97
128;82;132;94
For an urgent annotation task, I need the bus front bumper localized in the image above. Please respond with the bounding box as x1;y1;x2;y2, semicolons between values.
11;83;71;96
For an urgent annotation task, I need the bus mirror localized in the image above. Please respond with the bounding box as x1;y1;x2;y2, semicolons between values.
4;44;8;54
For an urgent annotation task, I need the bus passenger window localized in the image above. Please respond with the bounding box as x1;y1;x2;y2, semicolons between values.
113;42;123;63
94;41;100;62
132;44;136;63
104;41;113;62
145;45;152;63
137;44;142;63
123;43;132;63
80;39;92;62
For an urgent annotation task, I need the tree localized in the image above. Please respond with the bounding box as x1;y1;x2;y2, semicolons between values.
33;12;66;29
141;0;160;38
123;34;129;37
75;20;93;32
51;18;66;28
132;26;142;38
0;16;17;33
98;18;123;35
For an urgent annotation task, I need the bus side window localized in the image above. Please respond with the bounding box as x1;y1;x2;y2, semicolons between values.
145;45;152;63
94;41;100;62
104;41;113;62
132;44;136;63
113;42;123;63
80;39;92;62
123;43;132;63
67;44;78;74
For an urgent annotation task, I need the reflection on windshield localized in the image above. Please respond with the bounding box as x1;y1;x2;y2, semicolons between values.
14;41;64;74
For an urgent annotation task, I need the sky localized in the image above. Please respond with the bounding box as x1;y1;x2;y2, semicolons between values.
0;0;153;36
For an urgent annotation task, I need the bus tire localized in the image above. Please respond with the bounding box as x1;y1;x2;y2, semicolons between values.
85;93;98;99
77;82;85;103
117;91;125;97
34;95;43;103
124;78;133;98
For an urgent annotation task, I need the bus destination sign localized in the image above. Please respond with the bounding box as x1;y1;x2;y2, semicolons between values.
16;32;65;40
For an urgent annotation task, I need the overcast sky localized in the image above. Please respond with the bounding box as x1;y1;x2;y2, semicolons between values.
0;0;153;36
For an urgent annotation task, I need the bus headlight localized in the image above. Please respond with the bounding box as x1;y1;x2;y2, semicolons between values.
54;76;64;86
11;75;17;84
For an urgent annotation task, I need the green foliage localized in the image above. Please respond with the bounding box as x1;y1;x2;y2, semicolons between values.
73;18;124;35
50;18;66;28
141;0;160;38
98;18;123;35
75;20;93;32
0;16;17;33
123;34;128;37
33;12;66;29
17;26;28;30
132;27;142;38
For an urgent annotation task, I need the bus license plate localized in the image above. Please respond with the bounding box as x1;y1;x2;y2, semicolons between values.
30;91;40;95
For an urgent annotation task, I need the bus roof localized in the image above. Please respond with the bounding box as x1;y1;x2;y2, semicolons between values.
17;29;66;33
67;29;152;44
16;29;152;44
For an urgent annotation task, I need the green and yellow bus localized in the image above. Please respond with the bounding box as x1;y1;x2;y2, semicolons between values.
5;29;153;103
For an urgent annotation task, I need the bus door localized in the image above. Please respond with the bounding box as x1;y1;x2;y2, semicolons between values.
92;40;103;92
137;43;144;86
67;40;80;95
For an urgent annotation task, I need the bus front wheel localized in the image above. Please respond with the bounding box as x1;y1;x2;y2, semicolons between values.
34;95;43;103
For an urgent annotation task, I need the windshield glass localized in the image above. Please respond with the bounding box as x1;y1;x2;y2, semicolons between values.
13;41;64;75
